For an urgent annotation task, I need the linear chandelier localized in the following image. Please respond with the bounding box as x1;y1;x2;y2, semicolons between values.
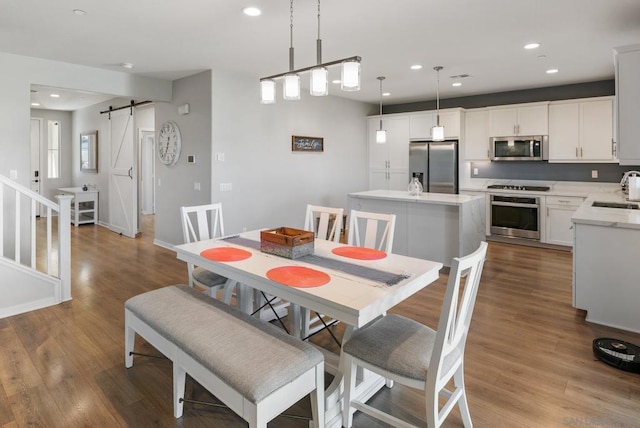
260;0;361;104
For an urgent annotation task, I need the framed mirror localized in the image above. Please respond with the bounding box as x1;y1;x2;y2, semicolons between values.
80;130;98;173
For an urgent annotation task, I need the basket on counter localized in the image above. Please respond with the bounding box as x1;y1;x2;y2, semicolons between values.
260;227;314;259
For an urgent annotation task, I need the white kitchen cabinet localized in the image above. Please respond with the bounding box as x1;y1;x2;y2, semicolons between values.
463;108;490;160
368;115;410;190
614;44;640;165
489;102;549;136
409;109;461;140
548;97;615;162
544;195;584;246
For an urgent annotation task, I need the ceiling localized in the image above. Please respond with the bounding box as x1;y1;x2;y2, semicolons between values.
5;0;640;109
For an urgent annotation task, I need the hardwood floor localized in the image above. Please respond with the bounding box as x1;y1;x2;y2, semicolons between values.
1;215;639;427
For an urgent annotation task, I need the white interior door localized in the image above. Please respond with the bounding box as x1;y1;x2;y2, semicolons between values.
139;129;155;215
109;108;138;238
30;118;42;216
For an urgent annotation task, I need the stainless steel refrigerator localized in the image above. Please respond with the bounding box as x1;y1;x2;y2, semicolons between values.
409;140;458;194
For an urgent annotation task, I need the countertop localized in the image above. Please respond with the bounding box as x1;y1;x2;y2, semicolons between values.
572;192;640;229
348;190;483;206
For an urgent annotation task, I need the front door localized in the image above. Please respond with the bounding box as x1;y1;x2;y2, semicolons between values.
30;118;42;216
109;108;138;238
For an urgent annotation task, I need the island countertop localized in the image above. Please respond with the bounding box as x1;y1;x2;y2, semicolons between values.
348;190;483;206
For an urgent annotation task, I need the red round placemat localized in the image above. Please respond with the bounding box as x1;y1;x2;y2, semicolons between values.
200;247;252;262
332;246;387;260
266;266;330;288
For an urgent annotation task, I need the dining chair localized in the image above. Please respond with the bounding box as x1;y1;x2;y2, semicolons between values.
304;204;344;243
180;203;235;303
298;204;345;344
341;241;488;428
347;209;396;253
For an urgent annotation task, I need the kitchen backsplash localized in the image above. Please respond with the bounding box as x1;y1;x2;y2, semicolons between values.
469;161;639;183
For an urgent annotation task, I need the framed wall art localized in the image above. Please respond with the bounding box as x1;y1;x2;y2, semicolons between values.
291;135;324;152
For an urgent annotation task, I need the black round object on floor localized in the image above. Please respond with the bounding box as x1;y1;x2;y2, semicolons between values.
593;338;640;373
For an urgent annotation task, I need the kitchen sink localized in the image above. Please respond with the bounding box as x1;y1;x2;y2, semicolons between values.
592;201;640;209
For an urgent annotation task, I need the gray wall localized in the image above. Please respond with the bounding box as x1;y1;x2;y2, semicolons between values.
385;80;615;113
154;71;213;246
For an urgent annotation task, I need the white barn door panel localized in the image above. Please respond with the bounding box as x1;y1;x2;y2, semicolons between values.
109;108;138;238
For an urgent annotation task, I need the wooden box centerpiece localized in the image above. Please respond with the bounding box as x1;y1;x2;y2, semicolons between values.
260;227;314;259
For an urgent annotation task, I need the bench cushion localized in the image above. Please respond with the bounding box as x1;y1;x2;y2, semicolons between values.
125;285;323;403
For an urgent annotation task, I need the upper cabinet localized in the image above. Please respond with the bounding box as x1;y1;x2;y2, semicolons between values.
548;97;615;163
614;44;640;165
463;108;490;160
489;102;549;136
409;109;462;140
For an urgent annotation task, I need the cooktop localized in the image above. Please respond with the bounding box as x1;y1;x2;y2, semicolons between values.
487;184;550;191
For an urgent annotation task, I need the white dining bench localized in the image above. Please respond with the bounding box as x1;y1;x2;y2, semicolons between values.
124;285;324;428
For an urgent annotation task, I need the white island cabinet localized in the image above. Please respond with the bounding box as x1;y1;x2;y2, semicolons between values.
572;196;640;333
348;190;485;266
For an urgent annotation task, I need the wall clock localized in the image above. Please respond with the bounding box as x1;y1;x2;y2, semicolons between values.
158;120;182;165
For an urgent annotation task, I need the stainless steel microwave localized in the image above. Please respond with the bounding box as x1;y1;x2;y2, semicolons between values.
490;136;548;161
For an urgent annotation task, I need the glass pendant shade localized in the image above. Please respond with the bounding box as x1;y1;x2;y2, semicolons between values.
341;59;361;91
283;74;301;100
431;125;445;141
310;67;328;96
260;79;276;104
376;129;387;144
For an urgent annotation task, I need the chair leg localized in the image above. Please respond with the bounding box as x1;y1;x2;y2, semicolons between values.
310;363;325;428
173;364;186;418
454;365;473;428
342;356;357;428
124;319;135;368
221;280;236;305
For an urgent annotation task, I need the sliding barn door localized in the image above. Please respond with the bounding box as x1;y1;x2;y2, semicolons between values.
109;108;138;238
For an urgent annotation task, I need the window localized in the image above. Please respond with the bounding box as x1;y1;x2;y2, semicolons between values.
47;120;60;178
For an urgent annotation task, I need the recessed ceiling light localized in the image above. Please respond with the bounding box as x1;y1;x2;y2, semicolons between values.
73;9;87;16
524;43;540;50
546;68;559;74
31;102;40;107
452;82;462;87
243;7;261;16
410;65;423;70
332;79;341;84
382;92;390;97
120;62;134;69
50;94;60;98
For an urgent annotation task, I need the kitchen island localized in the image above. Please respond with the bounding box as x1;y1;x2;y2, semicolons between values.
572;194;640;333
348;190;485;266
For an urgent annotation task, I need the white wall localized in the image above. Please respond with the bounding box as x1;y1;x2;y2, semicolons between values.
211;70;371;236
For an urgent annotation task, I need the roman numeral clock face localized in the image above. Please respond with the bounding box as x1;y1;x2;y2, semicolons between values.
158;121;182;165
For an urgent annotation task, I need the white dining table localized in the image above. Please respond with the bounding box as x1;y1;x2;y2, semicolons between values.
174;229;443;427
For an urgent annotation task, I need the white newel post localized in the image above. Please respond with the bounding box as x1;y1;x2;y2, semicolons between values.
56;194;73;302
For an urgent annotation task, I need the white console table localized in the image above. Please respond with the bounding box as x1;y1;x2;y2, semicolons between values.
58;187;99;226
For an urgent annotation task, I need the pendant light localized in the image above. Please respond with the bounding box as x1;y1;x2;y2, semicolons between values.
376;76;387;144
431;66;445;141
258;0;361;102
283;0;300;100
310;0;328;96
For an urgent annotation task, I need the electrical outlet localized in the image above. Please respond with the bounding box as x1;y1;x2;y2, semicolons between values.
591;170;598;179
194;182;200;191
215;153;225;162
220;183;232;192
473;167;479;176
9;170;17;180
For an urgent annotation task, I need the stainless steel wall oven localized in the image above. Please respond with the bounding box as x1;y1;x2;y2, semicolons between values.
490;194;541;240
